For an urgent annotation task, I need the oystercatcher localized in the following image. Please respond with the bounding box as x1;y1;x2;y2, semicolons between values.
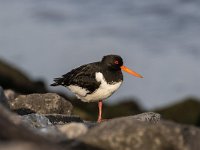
51;55;143;122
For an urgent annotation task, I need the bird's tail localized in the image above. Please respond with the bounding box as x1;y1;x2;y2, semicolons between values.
50;77;64;86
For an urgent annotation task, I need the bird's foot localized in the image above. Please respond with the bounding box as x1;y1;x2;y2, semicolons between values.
97;118;109;123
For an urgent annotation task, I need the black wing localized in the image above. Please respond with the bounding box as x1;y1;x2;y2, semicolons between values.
51;62;101;93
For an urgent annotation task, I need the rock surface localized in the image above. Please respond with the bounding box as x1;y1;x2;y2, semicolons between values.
0;104;49;143
22;114;53;128
0;86;9;107
57;123;88;139
1;99;200;150
45;114;83;125
4;89;17;100
131;111;161;123
8;93;73;115
1;86;200;150
75;117;200;150
0;142;68;150
21;114;67;142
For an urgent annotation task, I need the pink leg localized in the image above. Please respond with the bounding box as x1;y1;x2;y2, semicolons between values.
97;100;103;123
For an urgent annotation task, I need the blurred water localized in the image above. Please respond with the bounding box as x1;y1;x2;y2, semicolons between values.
0;0;200;109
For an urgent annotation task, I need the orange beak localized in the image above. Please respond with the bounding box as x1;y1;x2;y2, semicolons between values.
121;65;143;78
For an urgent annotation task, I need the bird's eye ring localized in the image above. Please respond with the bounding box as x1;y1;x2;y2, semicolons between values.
114;60;119;64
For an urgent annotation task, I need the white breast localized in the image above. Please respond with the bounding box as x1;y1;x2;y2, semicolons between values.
67;72;122;102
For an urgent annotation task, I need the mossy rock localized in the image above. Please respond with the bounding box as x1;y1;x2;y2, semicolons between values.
155;97;200;126
0;59;46;93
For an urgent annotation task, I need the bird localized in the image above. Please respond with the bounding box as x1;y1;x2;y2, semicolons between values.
51;54;143;122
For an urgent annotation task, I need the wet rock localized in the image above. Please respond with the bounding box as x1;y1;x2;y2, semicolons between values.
0;86;9;107
57;123;88;139
75;117;200;150
9;93;73;115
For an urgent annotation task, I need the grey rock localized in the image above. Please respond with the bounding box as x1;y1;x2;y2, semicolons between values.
45;114;83;125
131;112;161;123
9;93;73;115
22;114;53;128
0;86;9;107
21;114;68;142
0;103;73;144
0;104;50;143
75;116;200;150
57;123;88;139
0;142;69;150
83;112;160;129
83;121;97;128
22;113;83;126
21;114;67;142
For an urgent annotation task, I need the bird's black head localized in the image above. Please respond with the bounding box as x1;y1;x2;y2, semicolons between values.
101;55;123;70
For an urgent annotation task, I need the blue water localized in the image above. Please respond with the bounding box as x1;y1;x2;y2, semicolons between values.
1;0;200;109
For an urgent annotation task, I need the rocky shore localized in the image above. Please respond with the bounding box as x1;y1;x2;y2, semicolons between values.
1;87;200;150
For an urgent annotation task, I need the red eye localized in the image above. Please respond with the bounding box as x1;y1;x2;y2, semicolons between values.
114;60;119;64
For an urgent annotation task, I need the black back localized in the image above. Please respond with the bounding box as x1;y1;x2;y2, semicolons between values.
51;55;124;93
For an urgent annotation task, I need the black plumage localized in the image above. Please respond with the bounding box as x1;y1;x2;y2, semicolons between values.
51;55;123;94
51;63;101;93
